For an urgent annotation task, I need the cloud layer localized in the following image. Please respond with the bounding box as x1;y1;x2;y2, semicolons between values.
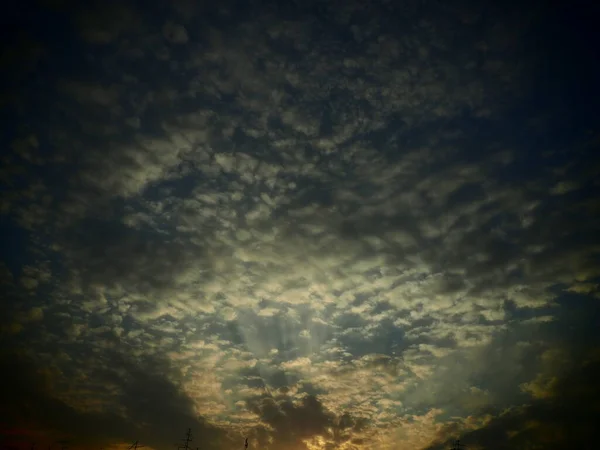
2;0;599;449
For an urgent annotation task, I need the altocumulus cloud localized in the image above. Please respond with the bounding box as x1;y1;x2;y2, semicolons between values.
1;0;599;449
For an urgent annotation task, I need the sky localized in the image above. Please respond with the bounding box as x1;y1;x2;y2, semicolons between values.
1;0;599;449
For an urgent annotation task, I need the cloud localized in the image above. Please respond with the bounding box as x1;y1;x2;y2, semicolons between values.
246;394;368;450
425;355;600;450
58;217;206;295
0;351;132;446
163;22;189;44
0;350;233;450
75;2;144;45
2;0;600;449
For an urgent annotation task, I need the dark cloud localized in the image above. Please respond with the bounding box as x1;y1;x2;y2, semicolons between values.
113;356;231;450
58;217;206;295
0;351;132;446
425;356;600;450
0;351;231;449
421;292;600;448
247;394;364;450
